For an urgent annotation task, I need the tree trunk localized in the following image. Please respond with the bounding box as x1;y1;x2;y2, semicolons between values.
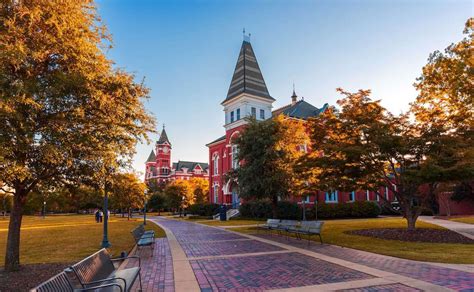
405;207;418;231
5;189;27;272
271;196;278;219
127;208;131;220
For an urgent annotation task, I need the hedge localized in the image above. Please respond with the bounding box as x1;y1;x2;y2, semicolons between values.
239;200;381;219
187;203;220;216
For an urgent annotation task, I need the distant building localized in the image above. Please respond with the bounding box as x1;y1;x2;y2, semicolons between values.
145;127;208;185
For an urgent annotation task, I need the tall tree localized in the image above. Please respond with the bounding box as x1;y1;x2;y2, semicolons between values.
412;18;474;207
228;116;308;218
303;89;468;230
412;18;473;132
0;1;154;271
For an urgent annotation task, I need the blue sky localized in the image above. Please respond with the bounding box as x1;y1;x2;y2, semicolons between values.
95;0;471;176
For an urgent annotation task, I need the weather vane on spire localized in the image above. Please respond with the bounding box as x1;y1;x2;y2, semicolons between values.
163;123;165;129
243;28;251;42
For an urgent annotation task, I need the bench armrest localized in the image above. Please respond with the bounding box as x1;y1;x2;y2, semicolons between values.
111;255;141;267
79;282;123;292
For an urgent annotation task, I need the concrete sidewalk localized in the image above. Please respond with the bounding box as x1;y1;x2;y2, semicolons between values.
419;216;474;240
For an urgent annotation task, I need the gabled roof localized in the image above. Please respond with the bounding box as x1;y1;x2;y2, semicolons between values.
206;135;226;146
146;150;156;163
273;100;328;120
173;161;209;172
223;40;274;104
157;127;170;145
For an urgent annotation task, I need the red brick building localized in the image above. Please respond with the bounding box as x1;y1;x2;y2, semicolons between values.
206;36;398;209
145;126;208;185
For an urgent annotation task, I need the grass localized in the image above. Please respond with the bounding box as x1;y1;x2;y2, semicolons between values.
450;217;474;225
0;214;165;266
229;217;474;264
200;219;264;226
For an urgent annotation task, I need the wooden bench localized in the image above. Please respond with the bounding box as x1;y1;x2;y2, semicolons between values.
131;225;155;255
70;248;142;292
31;271;125;292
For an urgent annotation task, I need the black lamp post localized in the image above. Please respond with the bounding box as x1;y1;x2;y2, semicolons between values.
302;196;306;221
42;201;46;219
143;190;148;225
101;175;111;248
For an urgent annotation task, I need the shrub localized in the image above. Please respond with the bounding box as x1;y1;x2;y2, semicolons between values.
239;200;381;219
187;203;220;216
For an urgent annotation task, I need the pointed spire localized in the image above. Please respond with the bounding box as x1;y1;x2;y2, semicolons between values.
157;125;170;145
146;149;156;163
223;36;274;104
291;83;298;105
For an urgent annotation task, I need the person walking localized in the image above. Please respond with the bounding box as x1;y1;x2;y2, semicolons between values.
95;209;100;223
99;210;103;223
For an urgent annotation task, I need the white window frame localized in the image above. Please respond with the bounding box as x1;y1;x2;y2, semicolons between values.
236;108;240;120
260;109;265;119
213;154;219;175
325;191;338;203
349;191;355;202
231;145;239;169
251;107;256;118
213;184;219;203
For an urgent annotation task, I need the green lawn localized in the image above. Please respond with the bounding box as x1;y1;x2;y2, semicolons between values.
0;214;165;266
230;217;474;264
450;217;474;224
200;219;264;226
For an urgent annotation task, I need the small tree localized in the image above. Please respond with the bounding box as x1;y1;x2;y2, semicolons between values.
163;181;188;212
228;116;308;218
148;192;166;214
109;173;146;219
189;177;209;204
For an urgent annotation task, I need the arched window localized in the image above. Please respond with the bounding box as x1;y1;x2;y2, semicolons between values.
213;153;219;175
213;184;219;203
231;145;239;169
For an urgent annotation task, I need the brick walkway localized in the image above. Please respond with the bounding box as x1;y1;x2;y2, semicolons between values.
126;238;174;292
144;218;474;292
255;234;474;292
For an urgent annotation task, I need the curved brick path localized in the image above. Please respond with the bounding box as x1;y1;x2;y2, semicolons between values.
137;217;474;292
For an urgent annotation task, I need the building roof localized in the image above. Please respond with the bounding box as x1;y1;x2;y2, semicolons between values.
206;135;226;146
273;99;328;120
157;127;170;145
173;161;209;172
223;40;274;104
146;149;156;163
